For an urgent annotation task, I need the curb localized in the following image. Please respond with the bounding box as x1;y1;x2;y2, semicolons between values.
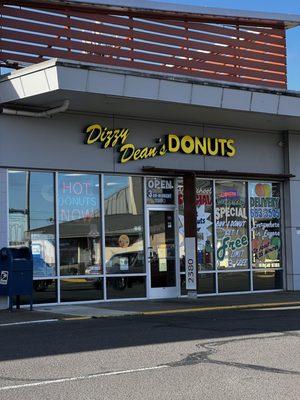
58;300;300;320
1;301;300;325
141;301;300;316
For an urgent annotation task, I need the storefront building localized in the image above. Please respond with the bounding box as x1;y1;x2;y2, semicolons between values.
1;0;300;306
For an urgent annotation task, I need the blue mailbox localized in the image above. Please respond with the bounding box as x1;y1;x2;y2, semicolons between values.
0;247;33;311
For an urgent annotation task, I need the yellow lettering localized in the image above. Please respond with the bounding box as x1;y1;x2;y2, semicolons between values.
133;149;141;160
159;144;167;156
104;130;114;148
85;124;102;144
139;147;149;159
100;129;108;142
207;138;219;156
119;144;135;163
194;137;207;155
181;135;194;154
119;129;129;145
85;124;237;162
218;139;227;156
168;134;180;153
148;147;157;158
226;139;236;157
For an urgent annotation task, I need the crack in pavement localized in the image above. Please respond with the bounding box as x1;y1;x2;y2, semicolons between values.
1;332;299;387
165;333;300;376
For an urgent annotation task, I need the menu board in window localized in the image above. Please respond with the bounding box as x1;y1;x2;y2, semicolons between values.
216;181;249;270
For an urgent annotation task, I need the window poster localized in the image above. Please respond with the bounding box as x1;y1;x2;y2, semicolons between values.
249;182;281;268
146;177;174;205
178;179;214;271
216;181;249;269
195;180;214;270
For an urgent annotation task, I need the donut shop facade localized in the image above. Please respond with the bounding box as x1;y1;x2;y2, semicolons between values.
1;0;300;305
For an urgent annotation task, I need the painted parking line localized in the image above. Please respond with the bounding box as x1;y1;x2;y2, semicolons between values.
0;365;168;391
142;301;300;315
0;319;59;327
61;316;91;321
256;305;300;311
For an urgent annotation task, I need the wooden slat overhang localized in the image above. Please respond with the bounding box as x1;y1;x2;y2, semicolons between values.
0;0;290;88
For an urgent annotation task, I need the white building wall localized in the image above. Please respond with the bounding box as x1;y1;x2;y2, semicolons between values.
285;133;300;290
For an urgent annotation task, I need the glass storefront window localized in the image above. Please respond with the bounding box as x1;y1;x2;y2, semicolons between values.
198;273;216;294
60;278;103;302
216;181;249;270
58;173;101;276
9;171;56;277
249;182;281;269
32;280;58;304
218;272;250;293
104;175;145;274
253;269;283;291
20;280;58;305
9;171;27;247
106;276;146;299
8;171;284;302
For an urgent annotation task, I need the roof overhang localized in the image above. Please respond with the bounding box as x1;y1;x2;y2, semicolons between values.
1;58;300;132
13;0;300;29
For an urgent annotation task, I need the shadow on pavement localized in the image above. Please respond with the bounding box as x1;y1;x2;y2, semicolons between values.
0;306;299;362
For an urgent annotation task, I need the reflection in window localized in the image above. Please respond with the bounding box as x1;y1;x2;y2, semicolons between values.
249;182;281;269
32;280;57;304
9;171;56;277
104;176;144;274
60;278;103;302
253;269;282;290
58;174;101;276
106;276;146;299
9;171;27;246
218;272;250;292
216;181;249;270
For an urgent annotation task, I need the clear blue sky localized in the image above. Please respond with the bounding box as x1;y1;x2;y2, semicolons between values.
153;0;300;90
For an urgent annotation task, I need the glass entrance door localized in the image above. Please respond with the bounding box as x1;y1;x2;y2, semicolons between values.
147;209;178;299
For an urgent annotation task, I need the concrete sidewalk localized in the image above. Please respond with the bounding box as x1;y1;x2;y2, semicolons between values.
1;291;300;325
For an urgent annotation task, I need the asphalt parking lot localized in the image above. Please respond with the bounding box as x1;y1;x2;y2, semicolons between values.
0;304;299;400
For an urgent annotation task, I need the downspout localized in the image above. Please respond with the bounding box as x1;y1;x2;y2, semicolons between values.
0;100;69;118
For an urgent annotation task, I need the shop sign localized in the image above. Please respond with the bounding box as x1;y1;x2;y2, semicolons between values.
146;177;174;205
185;237;197;290
216;182;249;268
59;177;98;222
249;182;281;266
84;124;236;163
